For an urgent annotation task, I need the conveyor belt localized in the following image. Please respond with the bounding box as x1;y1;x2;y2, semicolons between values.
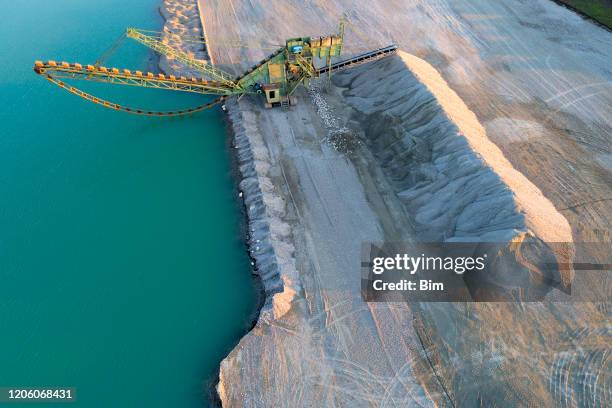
34;61;235;96
317;44;398;75
44;74;226;116
234;47;285;83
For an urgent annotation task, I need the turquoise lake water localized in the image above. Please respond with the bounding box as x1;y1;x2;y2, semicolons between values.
0;1;256;406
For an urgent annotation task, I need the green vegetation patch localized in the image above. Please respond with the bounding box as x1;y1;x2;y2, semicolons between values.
556;0;612;29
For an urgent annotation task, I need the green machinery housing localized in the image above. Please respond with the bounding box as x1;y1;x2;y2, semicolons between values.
227;18;346;107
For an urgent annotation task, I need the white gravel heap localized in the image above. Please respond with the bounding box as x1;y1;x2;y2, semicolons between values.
335;51;573;246
309;83;361;153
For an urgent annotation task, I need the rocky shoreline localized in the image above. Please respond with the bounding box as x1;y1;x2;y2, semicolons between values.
157;0;304;404
226;101;301;321
155;1;271;406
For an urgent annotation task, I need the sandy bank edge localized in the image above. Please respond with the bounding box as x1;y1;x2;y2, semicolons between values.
156;1;272;405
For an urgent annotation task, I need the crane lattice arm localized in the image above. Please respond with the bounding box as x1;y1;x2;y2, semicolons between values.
34;61;236;96
125;28;239;89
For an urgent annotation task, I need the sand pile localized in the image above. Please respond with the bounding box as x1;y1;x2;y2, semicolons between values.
335;51;573;245
158;0;209;77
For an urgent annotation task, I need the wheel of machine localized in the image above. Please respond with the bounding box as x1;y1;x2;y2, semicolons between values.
289;96;298;106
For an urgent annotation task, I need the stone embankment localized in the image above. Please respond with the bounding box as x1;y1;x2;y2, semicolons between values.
158;1;299;317
227;100;300;321
158;1;302;404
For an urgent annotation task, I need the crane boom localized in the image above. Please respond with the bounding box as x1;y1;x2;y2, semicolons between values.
126;28;239;89
34;61;236;95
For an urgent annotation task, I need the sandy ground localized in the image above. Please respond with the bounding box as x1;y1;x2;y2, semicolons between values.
221;86;436;407
201;0;611;243
334;52;609;406
194;0;611;406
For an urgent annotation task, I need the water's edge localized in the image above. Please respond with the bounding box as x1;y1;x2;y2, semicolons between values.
155;2;267;405
203;105;267;407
